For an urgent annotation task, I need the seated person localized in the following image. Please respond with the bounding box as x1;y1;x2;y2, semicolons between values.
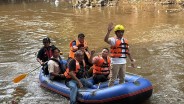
68;33;92;64
48;47;65;80
64;50;93;104
92;48;111;84
77;44;95;77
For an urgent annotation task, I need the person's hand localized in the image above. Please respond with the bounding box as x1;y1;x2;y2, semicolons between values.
41;61;48;66
90;50;95;55
84;46;88;49
73;46;78;51
41;61;45;66
108;22;114;32
130;59;136;68
78;81;83;88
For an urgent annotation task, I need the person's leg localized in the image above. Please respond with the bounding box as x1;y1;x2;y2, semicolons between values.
80;78;93;88
100;75;108;82
87;67;93;78
93;75;99;84
67;80;78;104
118;64;126;84
108;64;120;87
93;74;107;84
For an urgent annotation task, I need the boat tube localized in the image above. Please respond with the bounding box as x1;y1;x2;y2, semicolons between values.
39;69;153;104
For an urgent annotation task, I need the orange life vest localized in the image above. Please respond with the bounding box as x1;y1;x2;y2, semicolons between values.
93;56;111;75
110;37;129;58
69;40;88;58
64;59;86;79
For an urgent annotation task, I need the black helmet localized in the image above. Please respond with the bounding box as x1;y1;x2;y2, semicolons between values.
43;37;51;43
78;33;85;38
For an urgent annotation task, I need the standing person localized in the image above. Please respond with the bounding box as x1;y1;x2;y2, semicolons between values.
48;47;65;80
92;48;111;84
64;50;93;104
37;37;53;65
104;23;135;87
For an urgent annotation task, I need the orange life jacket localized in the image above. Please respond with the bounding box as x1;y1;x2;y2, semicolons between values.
93;56;111;75
110;37;129;58
64;59;86;79
69;40;88;58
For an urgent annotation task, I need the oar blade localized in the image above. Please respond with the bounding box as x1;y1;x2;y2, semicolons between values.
13;74;27;83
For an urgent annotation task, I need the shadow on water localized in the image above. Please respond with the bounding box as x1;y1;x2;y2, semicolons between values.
0;82;27;104
11;86;27;104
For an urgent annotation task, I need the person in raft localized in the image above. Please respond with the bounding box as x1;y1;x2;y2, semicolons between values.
48;46;66;80
64;50;93;104
77;44;95;77
104;23;135;87
68;33;93;74
92;48;111;84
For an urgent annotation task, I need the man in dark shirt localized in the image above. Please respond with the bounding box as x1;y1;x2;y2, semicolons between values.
64;50;93;104
37;37;53;65
68;59;85;79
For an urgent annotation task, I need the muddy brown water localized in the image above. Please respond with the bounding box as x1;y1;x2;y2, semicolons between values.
0;0;184;104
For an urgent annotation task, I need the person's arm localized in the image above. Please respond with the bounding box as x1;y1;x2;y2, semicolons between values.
127;48;136;68
92;56;99;64
37;49;44;65
104;23;114;44
69;71;83;88
84;42;88;50
88;50;95;64
37;58;44;65
50;72;62;78
72;41;78;51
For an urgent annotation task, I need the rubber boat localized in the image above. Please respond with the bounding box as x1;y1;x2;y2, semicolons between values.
39;69;153;104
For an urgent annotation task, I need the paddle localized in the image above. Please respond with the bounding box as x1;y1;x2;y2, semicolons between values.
13;65;41;83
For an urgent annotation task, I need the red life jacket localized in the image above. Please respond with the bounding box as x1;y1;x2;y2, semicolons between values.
64;59;86;79
93;56;111;75
110;37;129;58
44;47;52;59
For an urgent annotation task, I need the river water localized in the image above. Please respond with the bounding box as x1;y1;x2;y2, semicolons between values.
0;0;184;104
